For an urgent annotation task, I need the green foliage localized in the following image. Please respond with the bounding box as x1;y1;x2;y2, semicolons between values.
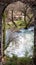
2;12;6;51
4;54;33;65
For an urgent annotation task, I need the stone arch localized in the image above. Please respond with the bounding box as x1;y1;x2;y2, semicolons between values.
0;0;36;64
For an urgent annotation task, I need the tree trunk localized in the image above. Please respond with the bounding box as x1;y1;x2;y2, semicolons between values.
2;13;6;56
12;10;17;27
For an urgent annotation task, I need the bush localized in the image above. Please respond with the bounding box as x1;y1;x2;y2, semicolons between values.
4;55;33;65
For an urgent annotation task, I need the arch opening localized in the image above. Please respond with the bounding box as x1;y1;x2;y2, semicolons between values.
2;1;34;65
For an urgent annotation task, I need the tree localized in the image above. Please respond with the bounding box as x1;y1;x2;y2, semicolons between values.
21;4;34;29
2;12;6;56
11;10;17;27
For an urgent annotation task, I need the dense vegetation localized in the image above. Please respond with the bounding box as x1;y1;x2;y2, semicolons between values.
2;54;34;65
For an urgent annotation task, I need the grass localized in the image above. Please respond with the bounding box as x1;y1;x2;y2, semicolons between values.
3;55;33;65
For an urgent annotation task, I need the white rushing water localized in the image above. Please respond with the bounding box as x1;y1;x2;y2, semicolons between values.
4;27;34;57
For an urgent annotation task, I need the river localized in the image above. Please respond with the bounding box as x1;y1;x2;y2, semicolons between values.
4;26;34;58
